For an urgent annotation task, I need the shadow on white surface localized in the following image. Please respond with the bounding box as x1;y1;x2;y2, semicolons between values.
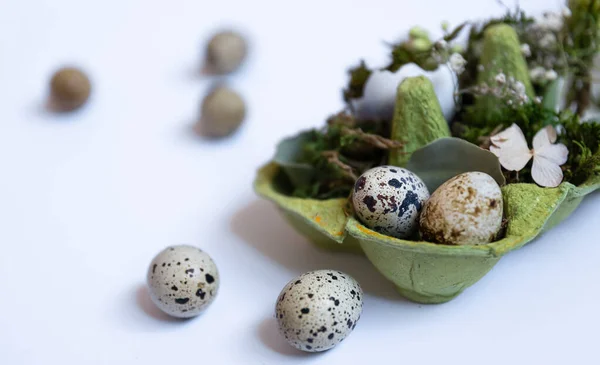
32;97;92;120
181;119;247;145
231;199;401;301
257;317;315;358
134;284;191;324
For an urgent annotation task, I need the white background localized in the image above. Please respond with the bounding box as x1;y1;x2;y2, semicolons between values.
0;0;598;364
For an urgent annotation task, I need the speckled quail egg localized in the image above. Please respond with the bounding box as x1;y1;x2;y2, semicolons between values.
352;166;430;238
146;245;219;318
419;172;503;245
275;270;363;353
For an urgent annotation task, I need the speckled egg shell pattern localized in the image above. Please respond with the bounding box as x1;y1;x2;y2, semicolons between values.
420;172;503;245
352;166;430;238
147;245;219;318
275;270;363;353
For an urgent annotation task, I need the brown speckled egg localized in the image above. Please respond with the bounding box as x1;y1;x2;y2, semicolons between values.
419;172;503;245
146;245;219;318
352;166;430;238
275;270;363;353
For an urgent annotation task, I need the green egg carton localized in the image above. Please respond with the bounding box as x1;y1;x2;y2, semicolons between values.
254;24;600;303
254;160;599;304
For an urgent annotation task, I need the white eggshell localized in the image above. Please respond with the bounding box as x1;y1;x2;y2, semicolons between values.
147;245;219;318
419;172;503;245
352;166;430;238
351;63;457;121
275;270;363;353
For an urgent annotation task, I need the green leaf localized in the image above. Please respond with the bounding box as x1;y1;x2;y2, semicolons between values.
542;79;560;111
273;131;317;188
406;137;505;192
443;22;468;42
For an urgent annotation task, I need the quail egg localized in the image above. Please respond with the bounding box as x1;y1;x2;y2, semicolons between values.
352;166;430;238
146;245;219;318
419;172;503;245
205;30;248;74
275;270;363;353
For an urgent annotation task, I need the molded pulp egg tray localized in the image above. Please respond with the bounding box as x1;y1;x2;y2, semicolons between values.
254;17;600;304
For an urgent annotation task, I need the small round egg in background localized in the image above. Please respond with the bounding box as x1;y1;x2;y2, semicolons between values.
419;171;503;245
205;30;248;75
352;166;430;239
275;270;363;353
49;66;91;112
146;245;219;318
196;85;246;139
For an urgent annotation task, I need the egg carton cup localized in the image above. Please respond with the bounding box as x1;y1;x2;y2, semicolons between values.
255;161;599;304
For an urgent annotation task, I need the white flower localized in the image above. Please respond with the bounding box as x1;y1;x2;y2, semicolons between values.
513;81;526;95
545;69;558;81
490;124;569;187
520;43;532;57
351;63;457;121
534;96;543;104
536;12;564;32
495;73;506;85
529;67;558;83
449;53;467;74
477;64;485;72
562;8;572;18
530;66;547;82
539;33;557;48
435;39;448;50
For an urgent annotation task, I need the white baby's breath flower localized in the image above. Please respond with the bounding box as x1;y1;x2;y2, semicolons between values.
518;94;529;105
495;73;506;85
545;69;558;81
534;96;543;104
539;33;557;48
449;53;467;74
489;124;569;187
535;12;564;32
529;66;547;82
520;43;532;57
513;81;526;95
435;39;448;50
477;64;485;72
562;8;572;18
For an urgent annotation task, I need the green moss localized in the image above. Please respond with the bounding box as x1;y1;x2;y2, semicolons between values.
388;76;451;167
343;61;372;103
561;114;600;185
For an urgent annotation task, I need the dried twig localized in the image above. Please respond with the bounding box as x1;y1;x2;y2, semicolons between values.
321;150;358;181
327;112;356;128
478;124;504;149
341;127;404;149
